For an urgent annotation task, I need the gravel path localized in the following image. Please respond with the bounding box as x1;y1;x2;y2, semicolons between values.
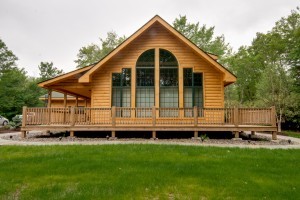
0;131;300;149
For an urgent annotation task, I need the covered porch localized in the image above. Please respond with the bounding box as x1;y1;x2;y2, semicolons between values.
21;106;278;140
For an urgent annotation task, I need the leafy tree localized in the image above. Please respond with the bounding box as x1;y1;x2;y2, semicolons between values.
38;61;63;81
173;15;231;58
0;68;26;118
226;8;300;131
0;38;18;74
256;65;291;132
285;92;300;130
273;7;300;92
75;31;126;68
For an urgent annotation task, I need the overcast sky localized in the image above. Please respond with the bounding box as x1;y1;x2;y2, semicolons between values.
0;0;299;76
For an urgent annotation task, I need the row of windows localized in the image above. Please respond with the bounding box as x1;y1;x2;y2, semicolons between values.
112;49;203;109
111;70;203;107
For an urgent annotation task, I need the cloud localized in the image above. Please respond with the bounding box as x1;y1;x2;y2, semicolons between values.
0;0;298;76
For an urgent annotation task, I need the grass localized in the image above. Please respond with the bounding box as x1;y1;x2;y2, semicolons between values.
0;145;299;199
282;130;300;138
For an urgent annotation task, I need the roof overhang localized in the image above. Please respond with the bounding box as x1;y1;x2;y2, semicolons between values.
78;15;237;84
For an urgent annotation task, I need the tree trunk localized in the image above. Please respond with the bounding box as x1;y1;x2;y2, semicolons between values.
277;109;282;133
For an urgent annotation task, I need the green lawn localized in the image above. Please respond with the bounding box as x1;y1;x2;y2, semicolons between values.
282;130;300;138
0;145;299;199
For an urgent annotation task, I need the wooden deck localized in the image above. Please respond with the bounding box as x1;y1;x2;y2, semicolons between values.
21;106;278;139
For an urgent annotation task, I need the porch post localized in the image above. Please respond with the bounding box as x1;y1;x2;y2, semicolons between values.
21;106;27;138
234;131;239;138
194;131;198;138
111;131;116;138
70;107;75;126
47;89;52;108
111;106;117;139
63;93;67;123
272;131;277;140
152;106;156;126
47;89;52;126
152;131;157;139
64;93;67;107
234;107;239;126
75;96;78;107
70;131;75;137
112;106;116;127
194;106;198;126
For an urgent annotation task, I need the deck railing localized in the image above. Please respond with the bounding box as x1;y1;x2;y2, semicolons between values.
22;106;276;127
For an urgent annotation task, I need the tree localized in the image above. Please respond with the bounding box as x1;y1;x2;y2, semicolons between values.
0;38;18;74
38;61;63;81
173;15;231;59
0;68;27;118
224;46;261;105
225;8;300;131
256;65;291;132
273;7;300;92
75;31;126;68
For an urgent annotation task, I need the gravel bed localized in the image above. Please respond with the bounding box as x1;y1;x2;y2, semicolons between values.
1;131;296;146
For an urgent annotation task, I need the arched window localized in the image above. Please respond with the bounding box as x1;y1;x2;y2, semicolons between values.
159;49;178;115
136;49;155;108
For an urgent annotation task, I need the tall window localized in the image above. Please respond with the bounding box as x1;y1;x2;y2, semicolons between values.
183;68;203;109
159;49;178;117
112;68;131;109
136;49;155;108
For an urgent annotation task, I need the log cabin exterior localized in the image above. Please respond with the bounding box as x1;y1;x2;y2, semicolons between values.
21;15;278;139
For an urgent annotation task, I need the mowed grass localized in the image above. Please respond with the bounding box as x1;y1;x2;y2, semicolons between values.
0;145;299;199
282;130;300;138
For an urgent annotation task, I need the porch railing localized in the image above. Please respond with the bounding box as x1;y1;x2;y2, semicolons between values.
22;106;276;127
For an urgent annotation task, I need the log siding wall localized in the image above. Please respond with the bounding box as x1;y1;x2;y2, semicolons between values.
91;23;223;108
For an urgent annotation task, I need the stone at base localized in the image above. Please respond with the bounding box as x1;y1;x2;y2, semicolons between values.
150;137;158;140
232;138;242;141
191;137;200;140
109;137;118;140
271;139;280;143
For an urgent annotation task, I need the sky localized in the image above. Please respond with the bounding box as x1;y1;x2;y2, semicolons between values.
0;0;299;77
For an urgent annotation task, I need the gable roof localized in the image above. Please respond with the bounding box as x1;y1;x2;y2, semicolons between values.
78;15;236;85
38;64;94;88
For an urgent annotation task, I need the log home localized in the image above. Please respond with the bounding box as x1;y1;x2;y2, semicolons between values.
21;15;277;139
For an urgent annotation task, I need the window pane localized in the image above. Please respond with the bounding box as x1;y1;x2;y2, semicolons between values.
184;87;193;108
194;87;203;107
122;88;131;107
184;68;193;86
194;73;202;86
136;49;155;68
136;88;154;107
122;68;131;86
160;68;178;86
160;87;178;108
112;73;121;86
136;68;154;86
112;88;121;107
159;49;178;67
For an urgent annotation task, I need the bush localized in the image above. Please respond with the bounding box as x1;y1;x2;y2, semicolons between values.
11;115;22;129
